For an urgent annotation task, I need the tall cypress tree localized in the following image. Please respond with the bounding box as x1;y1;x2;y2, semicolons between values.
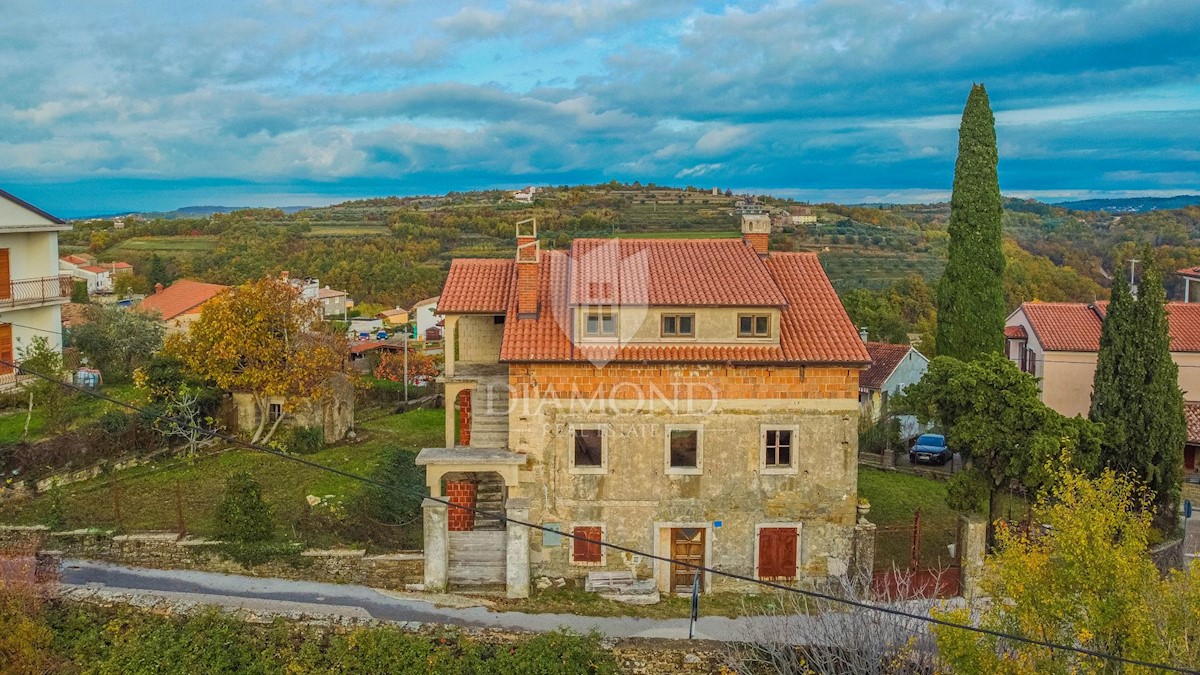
936;84;1006;360
1090;254;1185;528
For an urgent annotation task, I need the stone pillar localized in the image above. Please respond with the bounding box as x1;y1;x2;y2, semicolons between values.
958;514;988;599
446;481;477;531
423;499;449;593
443;315;458;377
851;520;876;594
505;498;531;599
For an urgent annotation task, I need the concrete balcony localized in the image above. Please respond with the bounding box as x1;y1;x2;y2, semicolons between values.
0;275;73;310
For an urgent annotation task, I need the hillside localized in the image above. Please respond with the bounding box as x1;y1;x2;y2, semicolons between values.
1055;195;1200;213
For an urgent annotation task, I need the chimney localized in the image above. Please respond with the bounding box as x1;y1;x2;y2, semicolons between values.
859;327;869;343
281;270;289;280
155;283;164;295
515;218;539;317
741;214;770;256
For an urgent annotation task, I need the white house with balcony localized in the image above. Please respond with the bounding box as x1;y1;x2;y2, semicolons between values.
0;189;73;388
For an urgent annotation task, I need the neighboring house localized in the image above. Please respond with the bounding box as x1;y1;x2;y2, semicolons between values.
377;308;409;326
0;189;73;389
1005;301;1200;417
59;256;133;294
412;295;441;340
317;287;349;320
138;280;228;335
789;206;817;226
859;339;929;439
416;218;872;598
512;186;537;203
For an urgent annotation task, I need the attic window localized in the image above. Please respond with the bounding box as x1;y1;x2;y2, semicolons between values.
738;314;771;338
584;309;617;337
661;313;695;338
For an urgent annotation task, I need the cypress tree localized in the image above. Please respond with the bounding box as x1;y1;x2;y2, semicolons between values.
936;84;1006;360
1090;254;1185;529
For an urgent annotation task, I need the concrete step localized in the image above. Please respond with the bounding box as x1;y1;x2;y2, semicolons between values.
470;432;509;448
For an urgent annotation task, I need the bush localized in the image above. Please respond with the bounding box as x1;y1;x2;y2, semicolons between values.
339;445;426;549
213;472;274;544
858;414;901;456
279;426;324;455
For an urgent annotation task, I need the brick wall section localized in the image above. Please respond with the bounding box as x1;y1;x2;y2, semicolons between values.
446;481;478;531
457;389;472;446
743;232;769;255
509;363;858;400
516;264;538;316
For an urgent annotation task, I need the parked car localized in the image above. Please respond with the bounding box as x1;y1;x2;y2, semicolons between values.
909;433;951;465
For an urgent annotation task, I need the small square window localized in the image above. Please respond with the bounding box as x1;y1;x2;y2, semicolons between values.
268;402;283;422
661;313;695;338
574;428;604;468
764;429;793;468
584;309;616;337
738;313;771;338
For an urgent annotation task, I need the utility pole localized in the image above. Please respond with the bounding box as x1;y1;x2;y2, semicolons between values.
1129;259;1140;299
403;331;409;404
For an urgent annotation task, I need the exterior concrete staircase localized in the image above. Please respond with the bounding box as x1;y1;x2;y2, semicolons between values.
469;383;509;449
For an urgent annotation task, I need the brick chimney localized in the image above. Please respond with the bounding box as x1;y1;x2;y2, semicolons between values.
154;283;164;294
516;218;539;317
741;214;770;256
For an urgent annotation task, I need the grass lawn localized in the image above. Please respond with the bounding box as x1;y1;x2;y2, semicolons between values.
0;408;444;548
0;383;141;445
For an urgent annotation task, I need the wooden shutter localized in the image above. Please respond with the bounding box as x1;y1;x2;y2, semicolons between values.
572;526;602;563
758;527;798;580
0;324;12;375
0;249;10;300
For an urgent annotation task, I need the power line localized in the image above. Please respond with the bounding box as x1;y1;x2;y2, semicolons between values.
6;361;1196;674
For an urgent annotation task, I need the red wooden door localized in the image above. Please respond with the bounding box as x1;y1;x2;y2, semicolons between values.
0;249;10;300
0;324;12;375
758;527;798;580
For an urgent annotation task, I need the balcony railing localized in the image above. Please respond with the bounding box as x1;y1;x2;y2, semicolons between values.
0;275;74;308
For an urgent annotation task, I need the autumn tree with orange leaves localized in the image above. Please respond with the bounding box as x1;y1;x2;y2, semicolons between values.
373;348;441;385
167;278;348;444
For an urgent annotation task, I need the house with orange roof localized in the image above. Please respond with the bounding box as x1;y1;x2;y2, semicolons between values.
417;218;873;598
859;336;928;438
58;255;134;294
137;280;229;334
1005;300;1200;417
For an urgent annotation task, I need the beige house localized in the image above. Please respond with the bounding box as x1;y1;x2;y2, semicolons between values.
0;190;73;390
137;280;228;335
231;374;355;444
1004;301;1200;418
417;218;873;598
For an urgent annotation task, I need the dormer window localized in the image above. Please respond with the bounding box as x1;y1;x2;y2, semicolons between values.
661;313;695;338
584;308;617;337
738;313;771;338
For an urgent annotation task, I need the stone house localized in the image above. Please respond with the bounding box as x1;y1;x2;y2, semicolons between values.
231;373;355;444
418;218;872;598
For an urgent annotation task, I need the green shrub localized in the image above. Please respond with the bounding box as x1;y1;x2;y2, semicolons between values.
213;471;274;544
279;426;324;455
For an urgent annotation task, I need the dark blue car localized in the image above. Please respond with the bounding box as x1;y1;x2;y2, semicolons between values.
909;433;951;465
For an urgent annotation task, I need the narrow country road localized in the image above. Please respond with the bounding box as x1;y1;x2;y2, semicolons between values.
61;559;819;641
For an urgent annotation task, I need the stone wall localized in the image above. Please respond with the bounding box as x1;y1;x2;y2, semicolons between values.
45;529;423;591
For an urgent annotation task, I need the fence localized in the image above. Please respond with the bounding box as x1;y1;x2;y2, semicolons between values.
0;275;73;308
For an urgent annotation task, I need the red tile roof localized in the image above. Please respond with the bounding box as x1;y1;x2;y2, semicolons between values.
138;280;228;320
110;261;133;269
1020;301;1200;352
79;265;109;274
1004;325;1027;339
318;287;346;299
568;239;786;307
438;259;514;313
1186;402;1200;445
60;254;93;265
1178;266;1200;278
1020;302;1104;351
483;244;870;365
860;342;912;390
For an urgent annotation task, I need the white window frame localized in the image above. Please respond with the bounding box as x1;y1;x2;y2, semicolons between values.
569;521;607;567
569;423;608;475
760;424;800;474
583;308;617;337
753;522;803;581
664;424;703;475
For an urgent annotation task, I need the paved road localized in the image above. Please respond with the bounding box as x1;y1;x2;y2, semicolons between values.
62;559;815;641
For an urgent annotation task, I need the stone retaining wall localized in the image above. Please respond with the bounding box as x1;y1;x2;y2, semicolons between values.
38;528;424;591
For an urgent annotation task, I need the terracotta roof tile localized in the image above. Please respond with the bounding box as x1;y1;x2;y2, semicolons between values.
1027;301;1200;352
860;342;912;390
138;280;228;320
765;253;872;363
1178;266;1200;278
318;287;347;299
1004;325;1027;339
438;259;514;313
1021;302;1104;351
79;265;109;274
1186;402;1200;445
569;239;786;307
500;251;574;361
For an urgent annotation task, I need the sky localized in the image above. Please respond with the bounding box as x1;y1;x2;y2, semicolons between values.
2;0;1199;217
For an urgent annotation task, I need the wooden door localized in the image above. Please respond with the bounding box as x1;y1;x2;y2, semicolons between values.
0;324;12;375
758;527;798;580
670;528;705;592
0;249;10;300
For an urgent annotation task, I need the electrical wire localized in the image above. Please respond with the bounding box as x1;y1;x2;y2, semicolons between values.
6;360;1197;674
